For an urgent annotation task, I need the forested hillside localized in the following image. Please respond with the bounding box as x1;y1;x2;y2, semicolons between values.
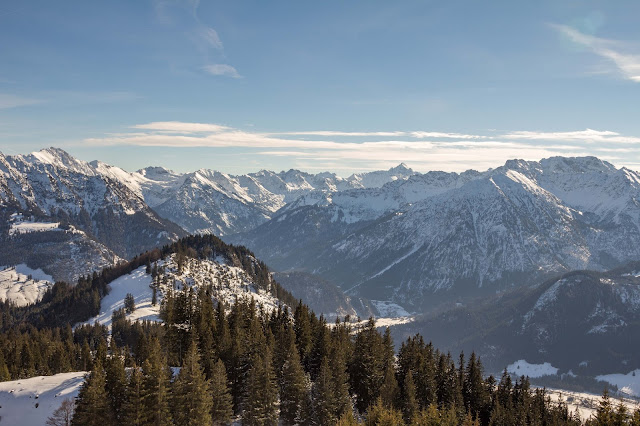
0;235;636;425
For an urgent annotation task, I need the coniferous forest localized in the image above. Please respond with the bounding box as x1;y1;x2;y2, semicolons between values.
0;236;638;425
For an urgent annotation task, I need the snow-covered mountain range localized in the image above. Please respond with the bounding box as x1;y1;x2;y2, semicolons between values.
231;156;640;311
95;158;416;235
5;148;640;318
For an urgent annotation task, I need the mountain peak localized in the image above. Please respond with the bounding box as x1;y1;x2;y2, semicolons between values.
27;147;93;174
389;163;413;174
30;147;74;164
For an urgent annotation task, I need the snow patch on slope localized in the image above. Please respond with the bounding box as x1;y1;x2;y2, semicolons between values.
0;372;86;426
78;266;158;328
597;370;640;397
0;264;53;306
9;221;61;235
507;360;559;378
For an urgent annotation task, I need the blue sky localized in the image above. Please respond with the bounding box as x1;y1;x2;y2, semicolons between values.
1;0;640;175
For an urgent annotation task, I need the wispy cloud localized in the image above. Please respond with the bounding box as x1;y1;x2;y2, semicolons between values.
133;121;229;133
153;0;240;78
0;93;44;109
83;121;640;173
553;24;640;82
279;130;407;137
502;128;640;144
198;27;223;50
410;131;487;139
203;64;242;78
271;131;487;139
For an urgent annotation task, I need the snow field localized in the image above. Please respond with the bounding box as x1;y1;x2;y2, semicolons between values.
0;372;86;426
507;360;559;378
77;266;158;329
545;388;640;422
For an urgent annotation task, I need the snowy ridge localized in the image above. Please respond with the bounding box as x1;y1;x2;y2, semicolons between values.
79;253;287;330
128;162;416;235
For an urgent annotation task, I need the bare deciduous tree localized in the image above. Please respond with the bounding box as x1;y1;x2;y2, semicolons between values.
45;398;75;426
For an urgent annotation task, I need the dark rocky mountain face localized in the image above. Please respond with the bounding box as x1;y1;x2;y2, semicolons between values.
393;263;640;376
272;271;377;319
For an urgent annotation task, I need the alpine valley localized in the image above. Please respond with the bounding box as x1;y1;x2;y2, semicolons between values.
4;147;640;402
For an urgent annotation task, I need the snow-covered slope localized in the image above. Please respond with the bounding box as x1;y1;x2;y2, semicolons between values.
77;265;159;328
0;372;86;426
0;264;53;306
78;251;289;330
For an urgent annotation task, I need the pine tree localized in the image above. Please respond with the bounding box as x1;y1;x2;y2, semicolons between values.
463;352;489;422
330;339;352;419
80;341;92;371
402;370;419;424
312;356;337;425
412;403;440;426
380;362;399;409
379;328;398;409
336;410;359;426
365;398;404;426
125;293;136;313
242;351;279;426
123;366;144;426
613;399;629;426
172;341;213;426
105;353;128;422
152;286;158;306
141;339;173;426
209;359;233;425
279;340;307;425
0;351;10;381
594;389;614;425
350;318;385;412
294;302;313;370
72;360;115;426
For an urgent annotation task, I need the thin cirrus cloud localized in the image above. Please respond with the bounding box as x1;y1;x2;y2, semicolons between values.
132;121;230;133
0;93;44;109
553;24;640;82
83;121;640;172
277;130;485;139
153;0;240;78
503;129;640;144
198;27;223;50
203;64;242;78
